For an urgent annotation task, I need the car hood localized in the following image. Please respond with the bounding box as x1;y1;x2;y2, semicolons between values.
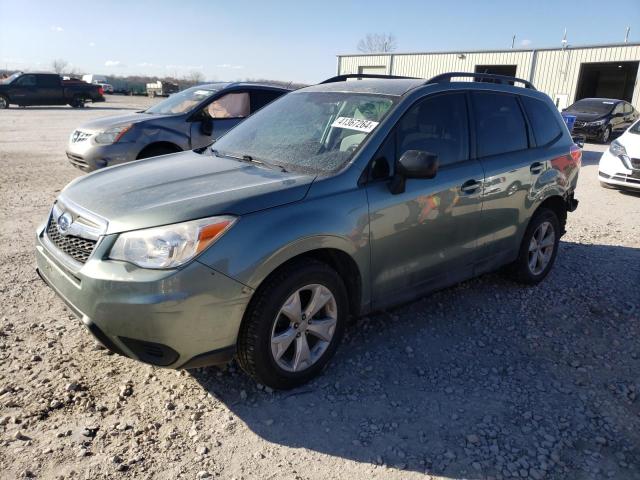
59;150;316;234
566;111;607;122
76;112;171;132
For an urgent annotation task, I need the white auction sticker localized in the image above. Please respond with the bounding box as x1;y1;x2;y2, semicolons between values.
331;117;379;133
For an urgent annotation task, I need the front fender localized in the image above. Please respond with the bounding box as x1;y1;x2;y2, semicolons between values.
196;185;372;310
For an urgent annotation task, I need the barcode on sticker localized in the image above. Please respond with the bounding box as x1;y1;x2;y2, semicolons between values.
331;117;379;133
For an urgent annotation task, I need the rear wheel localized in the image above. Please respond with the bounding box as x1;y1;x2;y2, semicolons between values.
0;95;8;109
509;208;560;285
69;95;86;108
237;259;348;390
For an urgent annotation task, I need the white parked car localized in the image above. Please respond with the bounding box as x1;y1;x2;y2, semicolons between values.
599;120;640;191
97;82;113;94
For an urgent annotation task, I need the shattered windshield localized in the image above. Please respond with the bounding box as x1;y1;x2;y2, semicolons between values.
211;91;396;174
145;86;218;115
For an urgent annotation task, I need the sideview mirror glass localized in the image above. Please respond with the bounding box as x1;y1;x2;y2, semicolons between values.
398;150;438;179
389;150;439;194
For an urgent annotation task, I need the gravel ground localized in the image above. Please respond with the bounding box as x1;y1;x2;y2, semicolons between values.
0;97;639;480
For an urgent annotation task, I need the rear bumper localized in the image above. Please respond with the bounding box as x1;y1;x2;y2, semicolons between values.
35;224;252;368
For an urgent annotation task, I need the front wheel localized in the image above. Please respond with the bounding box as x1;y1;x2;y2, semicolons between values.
0;95;8;109
237;259;348;390
508;208;560;285
599;126;611;144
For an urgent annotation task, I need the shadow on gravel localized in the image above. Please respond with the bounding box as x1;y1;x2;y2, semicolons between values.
191;241;640;479
581;149;602;167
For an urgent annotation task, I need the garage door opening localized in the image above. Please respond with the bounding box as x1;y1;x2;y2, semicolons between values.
474;65;518;83
576;61;639;102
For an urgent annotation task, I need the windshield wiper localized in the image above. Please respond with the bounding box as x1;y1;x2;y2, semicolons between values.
211;149;287;172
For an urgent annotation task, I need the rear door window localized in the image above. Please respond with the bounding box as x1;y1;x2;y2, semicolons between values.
396;93;469;167
38;75;60;87
521;96;563;146
472;92;528;157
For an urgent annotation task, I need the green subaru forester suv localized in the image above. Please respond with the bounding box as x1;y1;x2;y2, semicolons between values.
36;72;581;389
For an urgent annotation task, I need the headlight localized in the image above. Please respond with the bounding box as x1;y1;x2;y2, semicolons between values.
109;216;236;269
609;140;633;169
609;139;627;157
95;124;132;144
586;119;607;127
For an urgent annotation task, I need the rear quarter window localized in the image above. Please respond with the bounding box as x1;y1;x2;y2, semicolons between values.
471;92;528;157
521;96;563;146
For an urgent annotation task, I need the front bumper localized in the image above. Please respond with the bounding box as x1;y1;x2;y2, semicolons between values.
66;137;138;172
35;224;253;368
572;123;607;140
598;150;640;190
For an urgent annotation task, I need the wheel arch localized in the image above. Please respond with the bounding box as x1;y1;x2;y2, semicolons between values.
136;141;183;159
243;246;364;321
533;195;567;233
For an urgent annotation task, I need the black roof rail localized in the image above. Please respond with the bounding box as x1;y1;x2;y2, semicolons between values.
320;73;420;84
426;72;536;90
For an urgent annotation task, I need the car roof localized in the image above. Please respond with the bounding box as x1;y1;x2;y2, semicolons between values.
198;82;294;92
302;78;425;96
575;97;624;103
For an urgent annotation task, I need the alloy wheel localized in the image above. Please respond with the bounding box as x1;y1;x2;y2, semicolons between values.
270;284;337;373
528;221;555;275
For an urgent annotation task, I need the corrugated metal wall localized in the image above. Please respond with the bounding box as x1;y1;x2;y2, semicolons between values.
338;45;640;109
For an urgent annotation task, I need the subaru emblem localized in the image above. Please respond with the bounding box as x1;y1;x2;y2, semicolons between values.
56;212;73;235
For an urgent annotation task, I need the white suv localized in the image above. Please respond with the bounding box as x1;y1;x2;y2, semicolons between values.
599;120;640;191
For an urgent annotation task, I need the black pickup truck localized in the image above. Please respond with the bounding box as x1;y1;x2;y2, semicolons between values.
0;72;105;108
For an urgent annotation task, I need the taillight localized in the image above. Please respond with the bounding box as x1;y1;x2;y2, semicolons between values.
98;87;104;96
570;144;582;166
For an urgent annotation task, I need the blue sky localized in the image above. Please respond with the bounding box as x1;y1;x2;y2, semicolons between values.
1;0;639;83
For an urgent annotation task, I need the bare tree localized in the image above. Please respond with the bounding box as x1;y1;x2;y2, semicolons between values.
357;33;397;53
186;70;205;84
51;59;68;74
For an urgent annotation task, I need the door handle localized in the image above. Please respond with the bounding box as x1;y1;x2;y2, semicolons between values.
530;162;544;174
460;179;481;194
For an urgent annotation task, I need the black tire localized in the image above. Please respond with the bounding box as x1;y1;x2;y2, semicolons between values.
237;259;348;390
508;208;561;285
69;95;86;108
599;126;611;144
136;144;180;160
0;95;8;109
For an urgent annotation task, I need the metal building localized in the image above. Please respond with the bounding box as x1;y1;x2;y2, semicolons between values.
336;43;640;109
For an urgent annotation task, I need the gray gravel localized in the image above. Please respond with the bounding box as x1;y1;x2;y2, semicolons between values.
0;97;639;479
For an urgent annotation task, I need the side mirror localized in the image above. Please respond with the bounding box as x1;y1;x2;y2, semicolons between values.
389;150;438;194
572;134;586;149
200;117;213;136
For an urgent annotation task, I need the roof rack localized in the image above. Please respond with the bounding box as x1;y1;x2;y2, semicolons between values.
426;72;536;90
320;73;420;84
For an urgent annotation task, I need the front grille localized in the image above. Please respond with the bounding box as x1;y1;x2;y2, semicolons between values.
71;130;91;143
66;153;89;170
46;216;97;264
574;121;586;128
